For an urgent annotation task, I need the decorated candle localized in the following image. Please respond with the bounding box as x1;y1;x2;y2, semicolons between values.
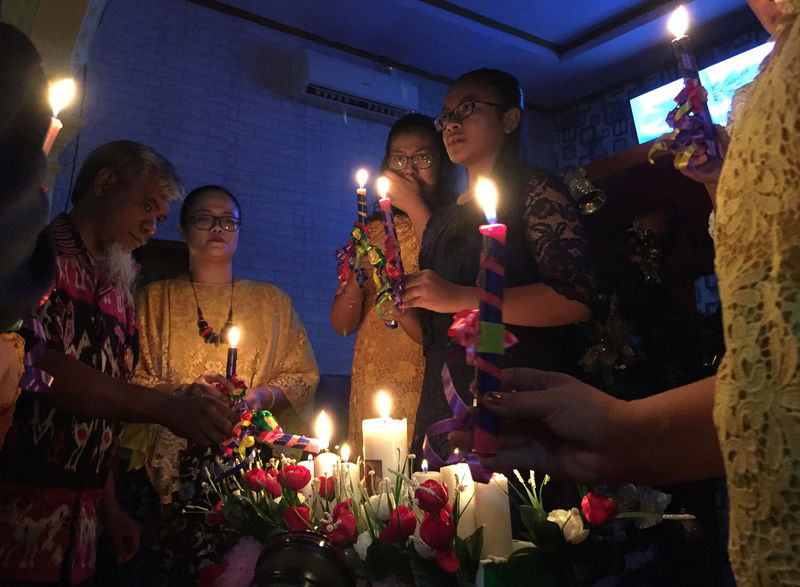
475;473;513;558
474;178;507;456
356;168;369;225
376;176;406;309
411;459;442;487
339;443;362;503
362;391;407;480
42;78;76;156
666;5;720;158
440;461;477;539
313;411;341;478
225;326;239;379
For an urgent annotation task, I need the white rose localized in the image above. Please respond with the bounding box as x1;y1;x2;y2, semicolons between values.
547;508;590;544
369;493;395;521
409;526;435;559
354;531;373;561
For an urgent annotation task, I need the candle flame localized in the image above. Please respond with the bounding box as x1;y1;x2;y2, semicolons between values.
49;78;76;118
356;168;368;188
376;390;391;419
376;176;390;200
476;177;498;224
315;410;332;450
228;326;240;348
421;459;429;473
453;447;460;455
668;5;689;39
341;443;351;462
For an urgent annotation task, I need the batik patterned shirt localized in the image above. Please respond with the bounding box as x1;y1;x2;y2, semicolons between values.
0;213;138;584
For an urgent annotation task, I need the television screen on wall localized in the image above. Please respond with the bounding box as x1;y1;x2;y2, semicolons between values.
630;41;774;143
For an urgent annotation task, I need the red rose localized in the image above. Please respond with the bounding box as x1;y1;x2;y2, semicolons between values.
419;508;455;550
322;500;357;544
436;548;459;573
245;468;267;491
414;479;448;515
279;464;311;490
379;505;417;543
284;506;311;531
581;492;619;525
319;476;336;500
206;500;225;527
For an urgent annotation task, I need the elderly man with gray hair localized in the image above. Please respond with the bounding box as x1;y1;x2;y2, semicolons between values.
0;140;237;585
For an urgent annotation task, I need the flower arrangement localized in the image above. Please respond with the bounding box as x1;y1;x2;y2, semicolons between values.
506;470;695;586
196;449;484;586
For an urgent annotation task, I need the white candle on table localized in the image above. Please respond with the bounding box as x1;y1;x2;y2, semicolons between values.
475;473;513;558
411;459;442;486
298;454;315;505
339;443;362;503
362;391;407;481
313;411;341;478
440;460;477;538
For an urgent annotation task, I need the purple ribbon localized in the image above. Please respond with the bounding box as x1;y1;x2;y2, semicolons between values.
422;362;493;484
18;315;53;393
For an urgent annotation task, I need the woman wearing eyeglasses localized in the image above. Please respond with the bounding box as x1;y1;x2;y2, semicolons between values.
404;69;596;459
332;114;456;458
118;185;318;582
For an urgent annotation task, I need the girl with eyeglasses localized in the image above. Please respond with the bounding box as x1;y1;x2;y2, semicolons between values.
331;114;457;459
118;185;319;583
403;69;597;459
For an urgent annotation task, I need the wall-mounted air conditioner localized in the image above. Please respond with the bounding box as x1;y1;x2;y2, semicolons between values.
290;50;419;124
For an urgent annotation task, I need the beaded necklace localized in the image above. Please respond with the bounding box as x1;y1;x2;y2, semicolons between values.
189;276;234;345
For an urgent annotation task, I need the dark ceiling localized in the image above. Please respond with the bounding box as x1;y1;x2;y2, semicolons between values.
190;0;759;109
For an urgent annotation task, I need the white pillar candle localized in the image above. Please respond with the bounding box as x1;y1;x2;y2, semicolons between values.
440;461;477;538
298;455;315;505
313;411;341;478
411;459;443;486
362;391;407;480
339;444;362;503
475;473;513;559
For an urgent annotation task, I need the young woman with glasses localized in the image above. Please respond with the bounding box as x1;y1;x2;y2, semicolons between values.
331;114;456;458
402;69;597;459
118;185;319;583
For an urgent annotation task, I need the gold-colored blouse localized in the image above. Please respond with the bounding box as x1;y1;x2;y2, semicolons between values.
347;215;424;459
714;6;800;584
122;278;319;502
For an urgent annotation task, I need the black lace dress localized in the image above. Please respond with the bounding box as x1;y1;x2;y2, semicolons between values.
411;169;596;459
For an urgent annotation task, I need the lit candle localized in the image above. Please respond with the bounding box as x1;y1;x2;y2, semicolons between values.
339;443;362;503
362;391;407;481
356;168;369;226
376;176;406;311
42;78;76;156
225;326;239;379
666;5;720;158
313;411;341;478
474;178;507;456
440;461;477;539
411;459;442;486
475;473;513;558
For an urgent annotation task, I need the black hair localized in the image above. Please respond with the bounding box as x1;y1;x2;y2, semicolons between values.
379;113;457;214
180;184;242;228
70;140;183;204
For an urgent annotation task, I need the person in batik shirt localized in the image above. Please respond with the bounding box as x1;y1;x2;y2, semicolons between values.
0;141;237;585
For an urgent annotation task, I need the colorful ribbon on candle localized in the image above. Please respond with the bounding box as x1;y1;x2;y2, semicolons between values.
648;78;716;170
221;405;322;460
422;362;492;484
447;309;518;372
334;222;398;327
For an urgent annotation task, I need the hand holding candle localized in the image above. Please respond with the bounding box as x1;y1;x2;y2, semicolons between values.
474;178;507;456
42;78;76;156
225;326;239;379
